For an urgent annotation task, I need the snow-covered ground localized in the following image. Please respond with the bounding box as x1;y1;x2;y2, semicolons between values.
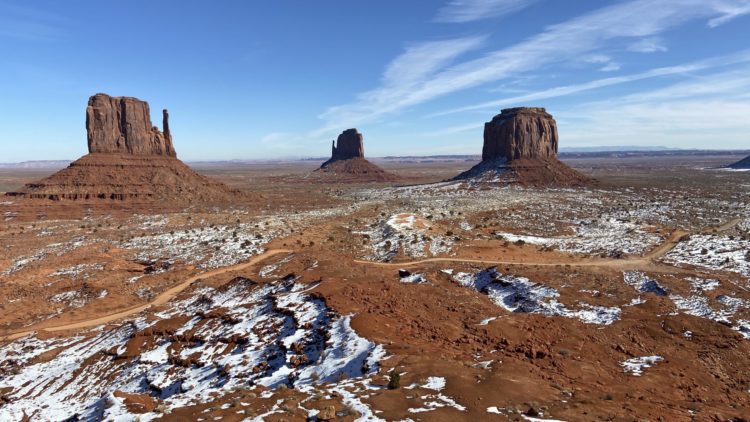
663;234;750;277
452;268;621;325
1;236;88;276
623;272;750;339
0;277;385;421
621;356;663;376
497;217;662;256
355;213;454;262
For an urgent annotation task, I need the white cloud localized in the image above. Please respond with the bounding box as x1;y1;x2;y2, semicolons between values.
628;37;668;53
443;50;750;114
316;0;750;136
434;0;539;23
429;50;750;117
707;1;750;27
585;55;612;64
600;62;621;72
313;35;485;136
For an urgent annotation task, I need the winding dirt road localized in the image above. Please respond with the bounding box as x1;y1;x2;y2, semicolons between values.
353;218;742;270
1;217;742;342
0;249;293;341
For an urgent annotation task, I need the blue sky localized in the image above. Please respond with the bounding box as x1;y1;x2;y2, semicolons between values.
1;0;749;162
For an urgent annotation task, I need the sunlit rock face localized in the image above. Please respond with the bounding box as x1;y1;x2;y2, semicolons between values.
482;107;558;161
86;93;176;157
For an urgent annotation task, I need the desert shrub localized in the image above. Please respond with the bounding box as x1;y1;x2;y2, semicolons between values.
387;369;400;390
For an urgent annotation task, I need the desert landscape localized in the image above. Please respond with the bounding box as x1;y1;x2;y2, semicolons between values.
1;92;749;422
3;1;750;421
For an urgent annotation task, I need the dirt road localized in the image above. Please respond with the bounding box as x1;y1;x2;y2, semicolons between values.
2;217;741;342
0;249;293;341
353;218;742;269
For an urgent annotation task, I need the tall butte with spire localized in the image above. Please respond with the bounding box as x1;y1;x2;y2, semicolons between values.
7;93;240;203
454;107;591;186
313;128;397;182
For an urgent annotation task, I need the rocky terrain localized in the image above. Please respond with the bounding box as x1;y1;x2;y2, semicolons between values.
1;106;750;420
6;94;240;204
455;108;590;186
314;129;398;183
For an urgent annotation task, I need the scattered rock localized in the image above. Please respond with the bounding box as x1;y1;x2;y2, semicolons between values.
317;405;336;420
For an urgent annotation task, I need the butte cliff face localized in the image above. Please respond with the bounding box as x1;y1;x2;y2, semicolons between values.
454;107;590;186
7;94;240;204
329;128;364;161
86;93;176;157
316;128;397;182
482;107;558;161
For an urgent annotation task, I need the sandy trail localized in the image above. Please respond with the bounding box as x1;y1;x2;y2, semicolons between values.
0;249;293;341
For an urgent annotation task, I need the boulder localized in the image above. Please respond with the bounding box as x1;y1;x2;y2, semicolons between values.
317;405;336;420
86;93;176;157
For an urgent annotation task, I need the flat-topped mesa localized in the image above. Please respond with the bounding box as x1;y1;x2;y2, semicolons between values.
453;107;591;186
86;93;176;157
330;128;365;161
482;107;558;161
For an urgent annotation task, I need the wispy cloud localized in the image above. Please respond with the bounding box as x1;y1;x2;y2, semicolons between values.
559;67;750;148
0;4;65;41
434;0;539;23
421;122;484;137
430;50;750;117
707;0;750;27
599;62;621;72
628;37;668;53
313;35;485;136
316;0;750;136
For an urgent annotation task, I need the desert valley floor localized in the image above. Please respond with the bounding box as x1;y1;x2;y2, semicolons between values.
1;154;750;421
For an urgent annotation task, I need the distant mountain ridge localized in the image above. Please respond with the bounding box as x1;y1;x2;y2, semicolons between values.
0;160;72;169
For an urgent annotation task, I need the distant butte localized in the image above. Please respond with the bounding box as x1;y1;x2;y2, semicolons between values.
454;107;591;186
6;94;241;203
315;128;398;182
728;155;750;169
324;128;364;164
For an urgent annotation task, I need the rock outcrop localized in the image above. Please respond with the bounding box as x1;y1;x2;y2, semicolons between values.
482;107;557;161
329;128;364;162
315;128;397;182
86;93;176;157
454;107;590;186
7;94;241;204
729;155;750;169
